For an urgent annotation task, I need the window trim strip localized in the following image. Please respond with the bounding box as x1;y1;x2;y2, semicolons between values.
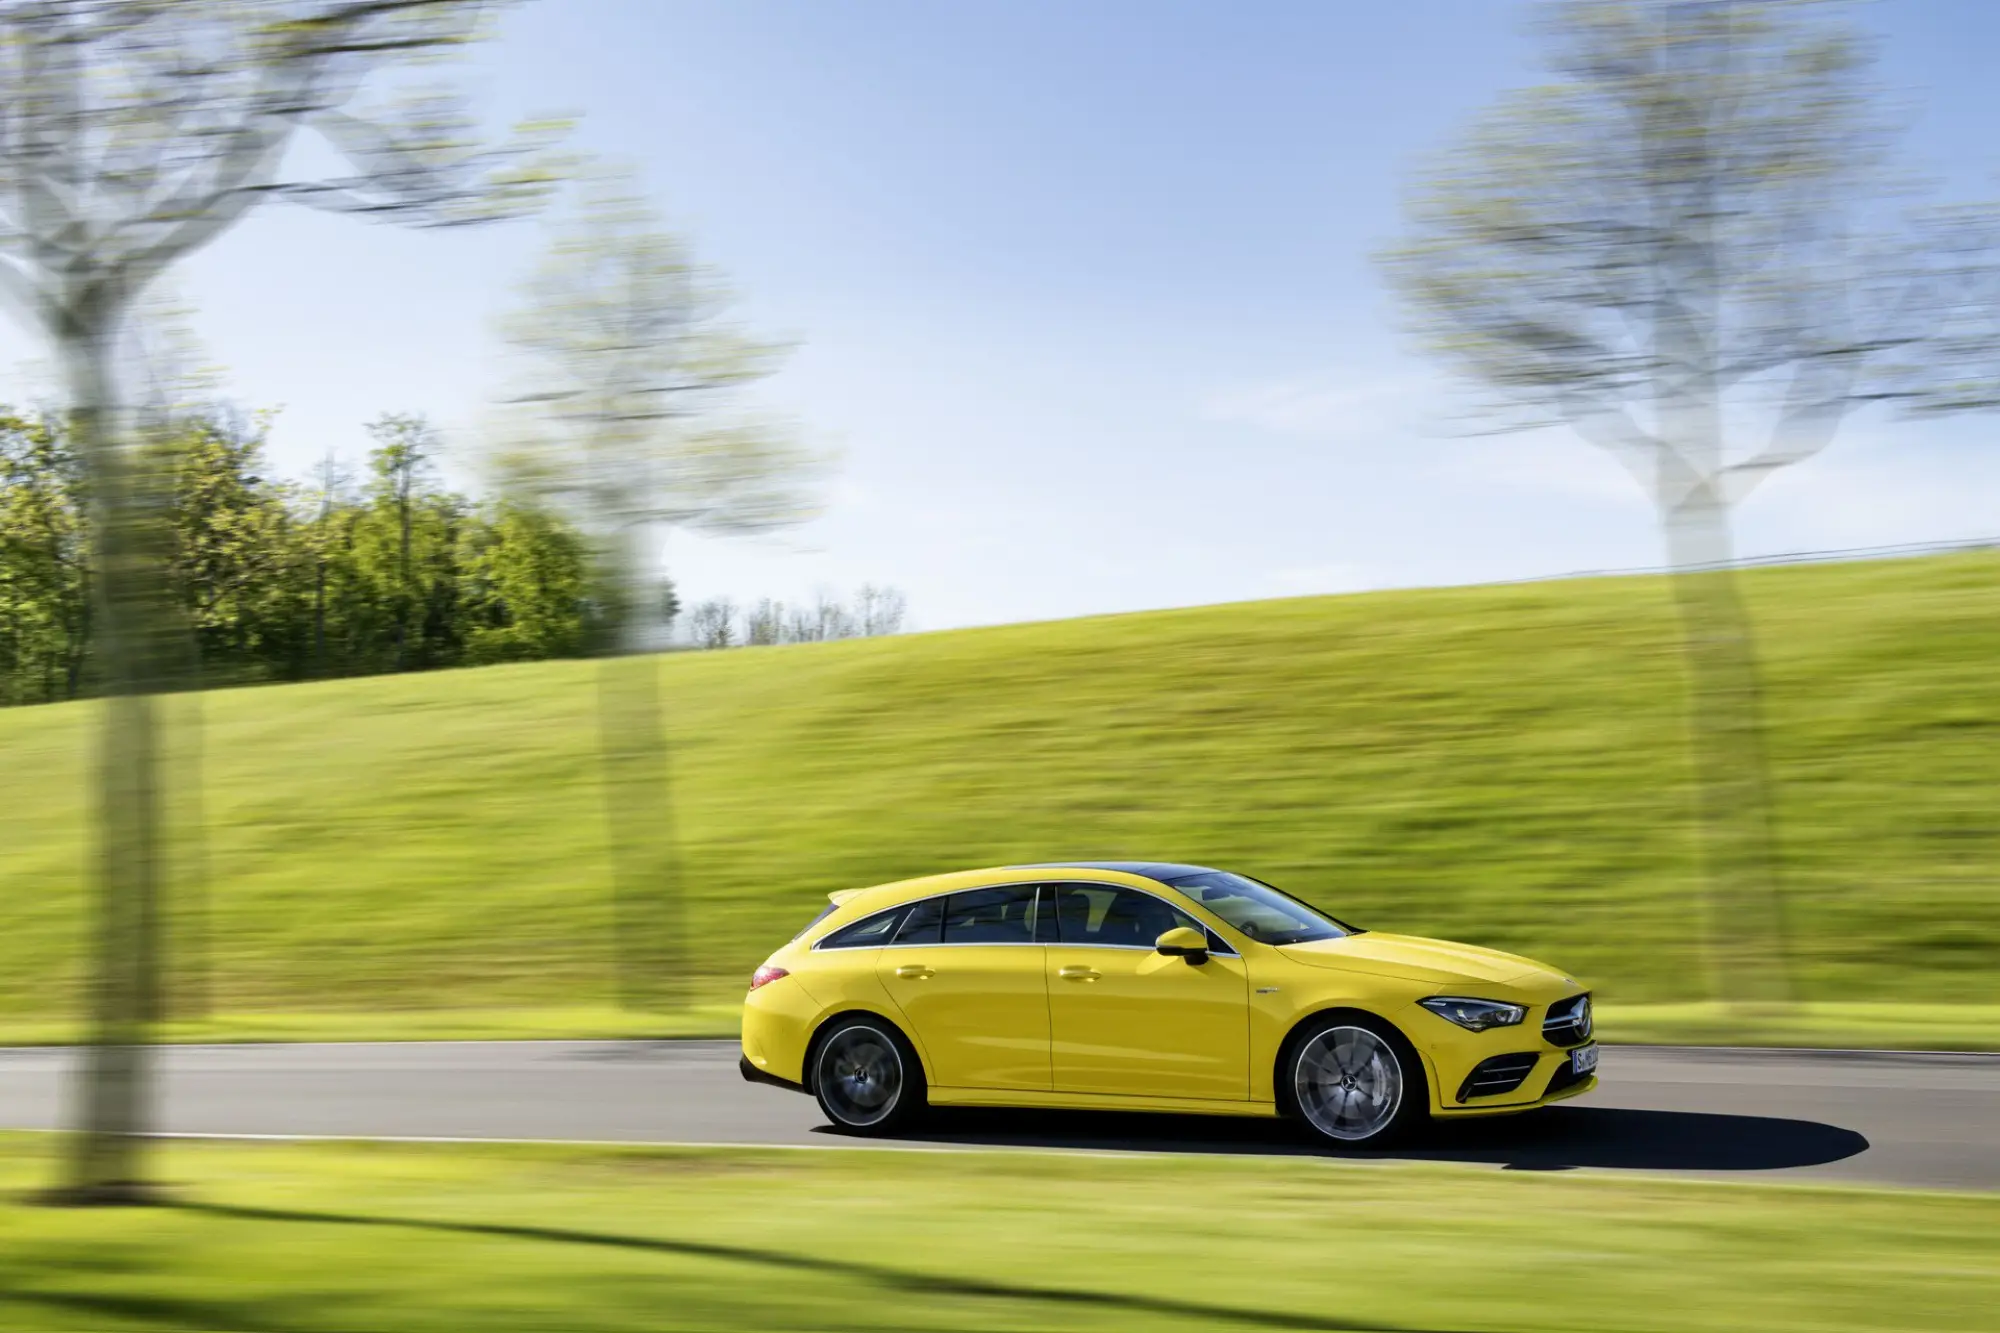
810;879;1241;957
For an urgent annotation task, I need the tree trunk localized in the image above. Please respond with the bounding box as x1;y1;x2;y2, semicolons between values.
596;524;682;1012
313;557;327;678
50;315;168;1205
1662;496;1792;1009
169;684;210;1022
395;473;412;672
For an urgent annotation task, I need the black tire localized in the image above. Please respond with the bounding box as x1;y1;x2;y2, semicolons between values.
1279;1012;1428;1149
809;1015;927;1135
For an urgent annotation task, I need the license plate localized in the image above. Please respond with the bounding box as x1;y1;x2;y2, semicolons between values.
1570;1044;1599;1076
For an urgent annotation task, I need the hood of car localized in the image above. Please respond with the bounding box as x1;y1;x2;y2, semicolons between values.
1278;932;1568;990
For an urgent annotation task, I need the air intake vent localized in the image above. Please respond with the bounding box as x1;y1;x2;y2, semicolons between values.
1455;1052;1541;1102
1542;993;1593;1048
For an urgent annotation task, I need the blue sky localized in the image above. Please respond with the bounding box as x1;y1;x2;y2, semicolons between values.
6;0;1997;630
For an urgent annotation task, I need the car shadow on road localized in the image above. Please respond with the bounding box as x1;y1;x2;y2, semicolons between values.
866;1104;1870;1173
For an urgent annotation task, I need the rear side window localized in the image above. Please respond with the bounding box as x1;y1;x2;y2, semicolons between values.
817;907;906;949
894;896;944;945
792;903;839;941
942;885;1040;945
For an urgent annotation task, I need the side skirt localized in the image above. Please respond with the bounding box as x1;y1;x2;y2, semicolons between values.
927;1086;1281;1118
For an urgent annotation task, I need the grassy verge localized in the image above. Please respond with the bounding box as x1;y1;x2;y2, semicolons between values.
0;1005;742;1047
1;551;1995;1045
0;1135;1993;1332
2;1002;1997;1051
1598;1002;2000;1052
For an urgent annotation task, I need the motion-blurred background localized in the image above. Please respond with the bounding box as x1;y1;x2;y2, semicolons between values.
0;2;1994;1329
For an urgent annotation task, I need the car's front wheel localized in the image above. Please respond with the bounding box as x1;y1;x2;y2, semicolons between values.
1285;1015;1426;1148
811;1016;926;1135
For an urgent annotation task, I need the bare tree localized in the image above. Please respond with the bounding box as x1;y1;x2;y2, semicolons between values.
742;597;782;646
498;166;823;1010
0;0;560;1203
1382;0;1957;1007
856;582;906;637
785;592;852;644
686;597;737;649
706;586;906;647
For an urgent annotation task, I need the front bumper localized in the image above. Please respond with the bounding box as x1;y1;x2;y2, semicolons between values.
1426;1044;1597;1115
1413;992;1599;1116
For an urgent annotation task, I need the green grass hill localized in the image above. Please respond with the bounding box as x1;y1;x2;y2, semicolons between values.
1;550;1995;1045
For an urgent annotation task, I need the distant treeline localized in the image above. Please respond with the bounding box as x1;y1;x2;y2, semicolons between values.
0;407;908;707
683;586;908;649
0;407;613;706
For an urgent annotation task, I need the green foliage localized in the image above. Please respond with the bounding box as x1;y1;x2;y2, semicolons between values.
0;549;1994;1035
0;406;599;700
0;414;89;705
460;501;595;664
158;414;297;681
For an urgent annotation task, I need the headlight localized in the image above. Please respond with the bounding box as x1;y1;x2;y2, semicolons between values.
1419;996;1526;1031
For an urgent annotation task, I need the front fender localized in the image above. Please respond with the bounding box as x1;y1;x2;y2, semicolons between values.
1246;955;1433;1103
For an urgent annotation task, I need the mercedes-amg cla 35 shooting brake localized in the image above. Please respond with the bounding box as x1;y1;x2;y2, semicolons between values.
740;862;1597;1147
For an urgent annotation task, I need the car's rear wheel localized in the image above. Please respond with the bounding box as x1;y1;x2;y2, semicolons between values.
1285;1016;1425;1148
811;1016;926;1135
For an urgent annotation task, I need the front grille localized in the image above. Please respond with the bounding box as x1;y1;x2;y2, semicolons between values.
1545;1053;1593;1097
1542;993;1593;1048
1455;1052;1541;1102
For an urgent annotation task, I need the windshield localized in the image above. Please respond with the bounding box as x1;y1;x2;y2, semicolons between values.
1162;871;1355;945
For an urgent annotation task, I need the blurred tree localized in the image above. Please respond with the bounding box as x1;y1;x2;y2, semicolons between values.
1890;208;2000;414
656;574;682;639
0;0;562;1203
1382;0;1962;1007
498;167;824;1010
127;295;230;1027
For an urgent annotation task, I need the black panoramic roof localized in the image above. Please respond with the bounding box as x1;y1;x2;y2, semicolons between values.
1007;861;1224;882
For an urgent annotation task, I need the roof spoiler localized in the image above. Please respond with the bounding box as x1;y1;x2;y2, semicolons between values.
827;889;862;905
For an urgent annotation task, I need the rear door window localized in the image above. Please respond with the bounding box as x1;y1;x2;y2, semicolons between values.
893;896;945;945
941;885;1041;945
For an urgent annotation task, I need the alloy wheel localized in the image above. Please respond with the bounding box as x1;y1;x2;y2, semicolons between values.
817;1025;904;1127
1293;1024;1404;1143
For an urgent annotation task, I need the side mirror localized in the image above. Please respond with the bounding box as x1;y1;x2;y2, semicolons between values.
1155;926;1209;965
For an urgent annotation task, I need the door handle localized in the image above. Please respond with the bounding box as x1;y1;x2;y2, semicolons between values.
1058;965;1100;981
895;965;934;980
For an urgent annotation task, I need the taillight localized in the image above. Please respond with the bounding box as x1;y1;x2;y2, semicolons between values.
749;964;789;991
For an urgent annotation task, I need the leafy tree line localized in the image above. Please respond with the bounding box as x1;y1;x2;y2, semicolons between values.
0;407;604;707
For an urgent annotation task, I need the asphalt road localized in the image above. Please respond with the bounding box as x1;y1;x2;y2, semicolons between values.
2;1041;1994;1190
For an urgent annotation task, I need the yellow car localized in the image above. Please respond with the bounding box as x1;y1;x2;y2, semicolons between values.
740;861;1597;1147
